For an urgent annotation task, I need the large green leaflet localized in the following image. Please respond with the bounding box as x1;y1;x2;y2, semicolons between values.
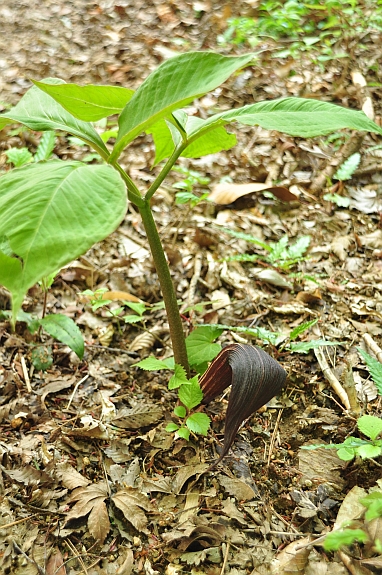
0;161;127;321
33;81;134;122
0;79;109;157
186;97;382;140
110;51;256;161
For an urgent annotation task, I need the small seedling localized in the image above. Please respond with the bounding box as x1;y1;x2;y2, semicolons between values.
4;130;56;167
220;227;311;271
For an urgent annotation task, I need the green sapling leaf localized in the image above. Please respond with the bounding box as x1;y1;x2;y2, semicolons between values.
133;357;174;371
186;413;210;436
0;161;126;323
357;414;382;441
111;51;256;160
123;315;144;324
324;528;368;551
176;427;191;441
123;302;146;316
166;422;179;432
360;492;382;522
174;406;187;418
185;326;223;367
5;147;33;167
178;379;204;410
37;314;84;359
0;80;109;157
168;364;190;390
357;443;382;459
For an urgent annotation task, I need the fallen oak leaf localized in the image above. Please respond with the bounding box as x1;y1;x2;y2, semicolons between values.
200;344;286;465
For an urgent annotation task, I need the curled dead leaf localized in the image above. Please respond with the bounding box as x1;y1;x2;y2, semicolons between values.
200;344;286;465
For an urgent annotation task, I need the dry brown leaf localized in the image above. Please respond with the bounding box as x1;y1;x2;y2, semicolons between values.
331;235;353;261
46;548;66;575
208;182;295;205
217;474;256;501
65;482;108;528
101;290;144;303
112;404;163;429
5;466;53;486
112;487;152;534
55;461;90;489
87;498;110;543
271;536;312;574
171;463;210;494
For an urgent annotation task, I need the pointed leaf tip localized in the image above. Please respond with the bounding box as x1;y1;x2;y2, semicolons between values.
200;344;286;465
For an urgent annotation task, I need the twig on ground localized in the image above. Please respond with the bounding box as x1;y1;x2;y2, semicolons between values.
362;333;382;363
267;409;283;469
20;355;32;392
314;347;351;410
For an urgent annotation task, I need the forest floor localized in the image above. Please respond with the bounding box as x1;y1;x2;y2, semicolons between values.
1;1;382;574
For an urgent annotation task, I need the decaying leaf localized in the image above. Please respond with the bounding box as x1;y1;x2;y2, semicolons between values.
200;344;286;464
208;182;296;205
64;482;110;543
112;486;152;534
112;403;163;429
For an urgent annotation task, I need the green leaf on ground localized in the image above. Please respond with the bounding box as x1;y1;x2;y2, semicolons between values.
37;314;84;359
176;427;190;441
289;319;318;342
186;413;210;436
289;339;340;353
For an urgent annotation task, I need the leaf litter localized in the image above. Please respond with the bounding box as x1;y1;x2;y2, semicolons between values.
1;0;382;573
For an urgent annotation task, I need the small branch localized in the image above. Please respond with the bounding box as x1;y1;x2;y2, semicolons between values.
314;347;351;410
112;162;145;207
362;333;382;363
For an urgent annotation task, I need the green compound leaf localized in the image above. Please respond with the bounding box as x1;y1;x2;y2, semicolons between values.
37;314;84;359
186;413;211;436
0;79;109;158
357;414;382;441
178;379;204;410
185;326;223;367
324;528;368;552
357;348;382;395
110;51;256;160
33;81;134;121
0;161;126;323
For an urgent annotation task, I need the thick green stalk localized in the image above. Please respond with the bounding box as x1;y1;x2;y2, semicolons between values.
139;201;190;375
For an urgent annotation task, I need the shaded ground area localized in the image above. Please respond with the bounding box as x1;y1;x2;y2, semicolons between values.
1;1;382;574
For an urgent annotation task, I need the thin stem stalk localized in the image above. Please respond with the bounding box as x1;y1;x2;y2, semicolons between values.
139;201;190;375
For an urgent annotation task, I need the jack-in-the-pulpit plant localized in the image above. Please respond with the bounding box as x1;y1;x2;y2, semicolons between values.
1;51;382;455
